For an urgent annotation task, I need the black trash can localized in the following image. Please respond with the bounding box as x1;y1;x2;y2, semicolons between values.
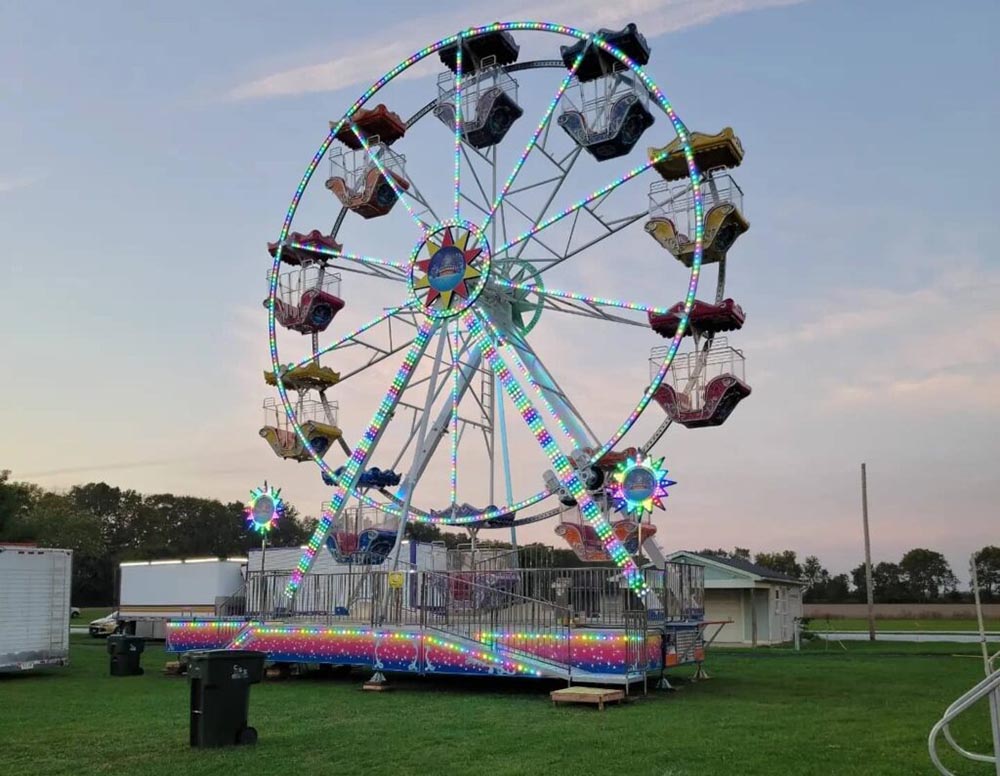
107;635;145;676
187;649;267;747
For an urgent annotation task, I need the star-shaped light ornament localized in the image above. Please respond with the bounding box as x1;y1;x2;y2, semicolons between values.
412;226;483;313
608;455;675;518
245;482;285;535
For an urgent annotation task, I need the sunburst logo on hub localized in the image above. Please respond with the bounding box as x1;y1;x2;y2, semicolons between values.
412;225;485;313
608;455;675;518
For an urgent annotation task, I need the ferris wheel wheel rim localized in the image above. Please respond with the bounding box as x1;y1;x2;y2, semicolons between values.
266;21;707;524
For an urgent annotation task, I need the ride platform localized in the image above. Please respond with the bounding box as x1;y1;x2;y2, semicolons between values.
165;619;703;686
165;564;709;687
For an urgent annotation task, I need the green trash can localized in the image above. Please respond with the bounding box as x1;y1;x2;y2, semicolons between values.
107;635;145;676
187;649;267;747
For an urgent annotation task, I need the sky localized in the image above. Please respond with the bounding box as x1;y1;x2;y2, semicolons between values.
2;0;998;580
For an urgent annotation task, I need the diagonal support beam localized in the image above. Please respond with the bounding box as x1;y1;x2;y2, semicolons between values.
285;319;436;597
466;307;646;594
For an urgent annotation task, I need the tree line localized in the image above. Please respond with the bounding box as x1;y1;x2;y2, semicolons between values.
3;470;997;605
697;546;1000;603
0;471;315;605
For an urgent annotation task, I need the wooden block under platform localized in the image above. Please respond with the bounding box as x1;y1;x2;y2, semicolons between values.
162;661;185;676
550;686;625;710
363;682;391;692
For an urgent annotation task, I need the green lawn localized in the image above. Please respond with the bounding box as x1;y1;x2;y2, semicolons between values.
71;607;113;624
0;636;996;776
806;618;1000;632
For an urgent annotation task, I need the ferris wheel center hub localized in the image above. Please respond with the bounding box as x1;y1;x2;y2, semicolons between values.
410;222;491;318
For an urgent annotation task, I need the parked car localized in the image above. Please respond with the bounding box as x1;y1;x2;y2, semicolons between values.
88;611;119;638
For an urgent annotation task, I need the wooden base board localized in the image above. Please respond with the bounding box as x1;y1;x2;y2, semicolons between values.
550;686;625;710
363;682;390;692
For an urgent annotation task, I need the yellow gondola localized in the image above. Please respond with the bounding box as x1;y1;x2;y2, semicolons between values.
263;362;341;392
645;203;749;267
647;127;744;181
259;420;343;462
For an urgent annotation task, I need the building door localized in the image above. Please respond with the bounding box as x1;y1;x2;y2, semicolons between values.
706;589;743;644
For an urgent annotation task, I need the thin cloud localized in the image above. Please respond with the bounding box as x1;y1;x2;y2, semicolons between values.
0;172;43;194
227;0;806;101
754;260;1000;412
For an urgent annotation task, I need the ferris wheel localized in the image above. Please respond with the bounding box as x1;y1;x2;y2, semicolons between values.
261;21;752;598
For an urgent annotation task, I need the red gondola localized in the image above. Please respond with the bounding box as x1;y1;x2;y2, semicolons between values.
267;230;341;266
648;298;746;339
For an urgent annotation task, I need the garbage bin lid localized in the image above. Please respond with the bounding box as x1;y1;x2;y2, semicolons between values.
185;649;267;661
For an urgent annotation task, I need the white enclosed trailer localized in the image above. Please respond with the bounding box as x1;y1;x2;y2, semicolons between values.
0;545;72;673
117;558;246;639
245;540;448;574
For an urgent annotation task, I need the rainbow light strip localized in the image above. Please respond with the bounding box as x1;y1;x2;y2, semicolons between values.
453;36;463;221
244;482;285;535
349;124;427;235
494;152;666;256
223;624;540;676
285;320;435;596
166;621;669;675
286;242;411;274
464;307;644;593
490;277;672;315
450;320;460;508
268;22;704;578
167;621;669;674
479;46;585;236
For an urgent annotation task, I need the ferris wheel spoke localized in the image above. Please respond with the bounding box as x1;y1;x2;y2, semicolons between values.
284;317;436;596
480;45;588;235
503;145;583;264
492;153;663;263
389;331;483;481
449;320;460;509
349;124;430;236
452;35;464;221
532;295;654;329
291;301;421;370
463;305;645;592
491;278;671;316
477;309;598;451
459;145;494;215
285;241;411;277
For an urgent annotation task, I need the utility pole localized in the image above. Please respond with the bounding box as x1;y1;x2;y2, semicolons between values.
861;462;876;642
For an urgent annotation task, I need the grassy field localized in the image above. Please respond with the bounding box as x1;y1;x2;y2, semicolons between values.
71;607;112;623
1;636;997;776
806;618;1000;632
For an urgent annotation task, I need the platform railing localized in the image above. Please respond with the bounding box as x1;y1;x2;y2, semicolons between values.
416;569;574;671
239;562;703;628
216;583;248;618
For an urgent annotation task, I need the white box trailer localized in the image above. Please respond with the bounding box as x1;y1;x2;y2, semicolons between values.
242;541;450;620
246;540;448;574
117;558;246;639
0;545;72;673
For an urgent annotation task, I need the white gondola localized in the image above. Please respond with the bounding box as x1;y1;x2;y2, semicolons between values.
558;73;654;161
260;396;342;461
646;172;748;266
326;139;410;219
650;337;751;428
434;60;523;149
267;265;343;335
